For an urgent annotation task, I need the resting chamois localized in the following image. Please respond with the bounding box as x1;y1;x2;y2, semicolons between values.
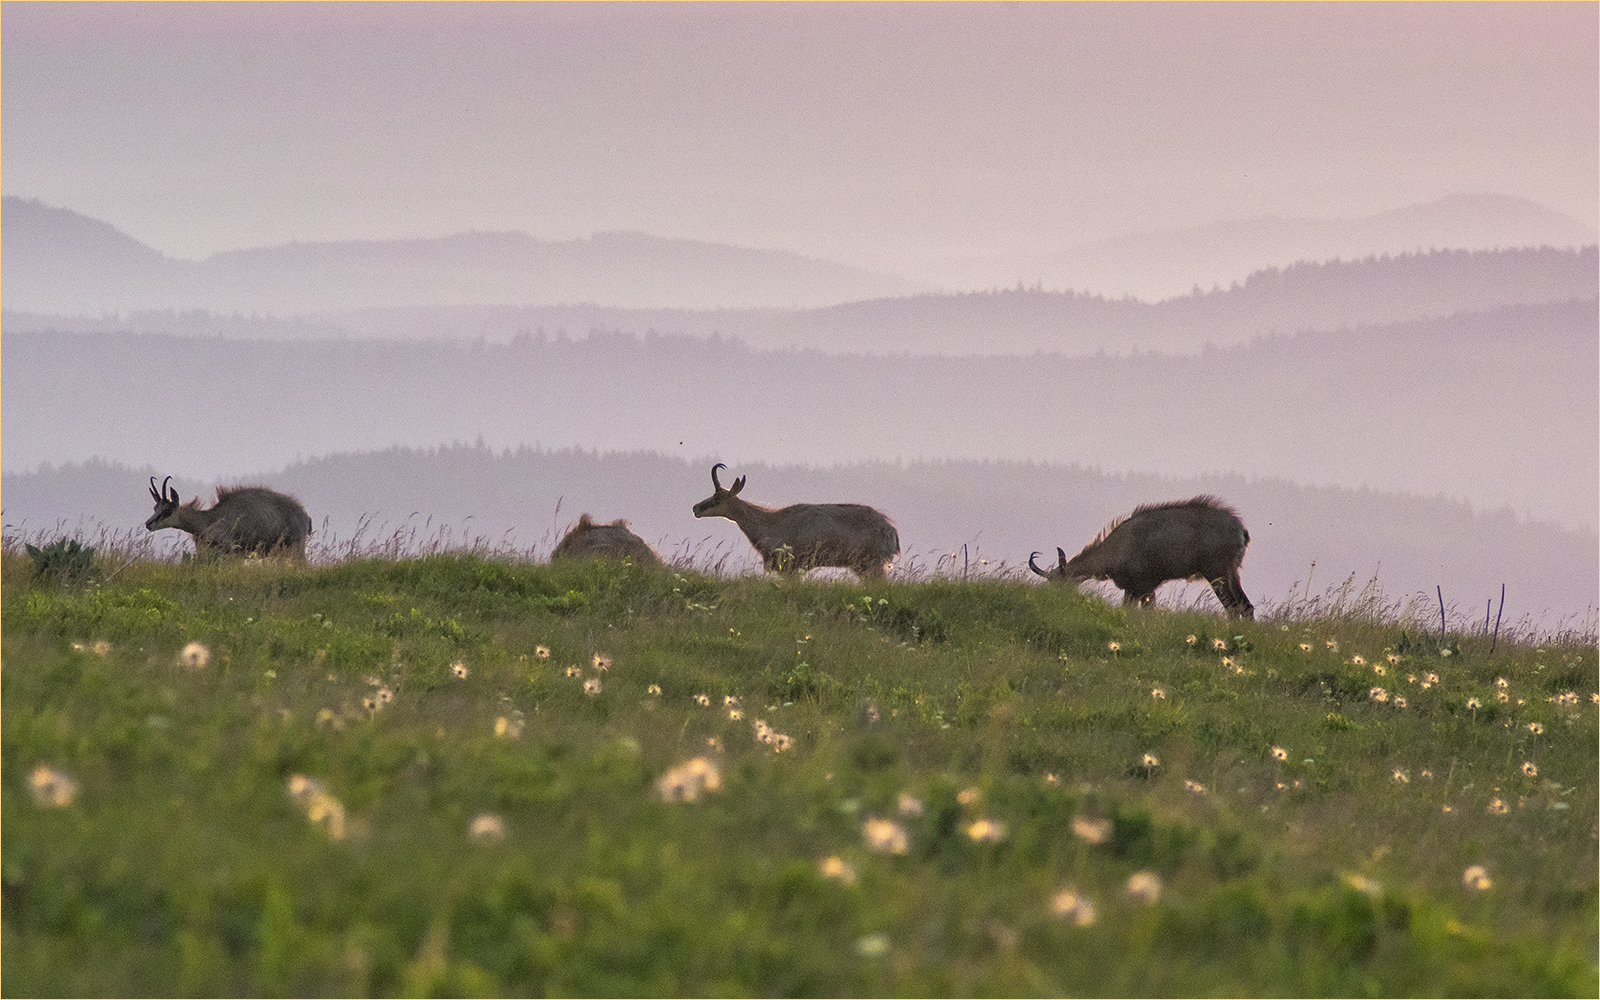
551;514;661;565
1030;496;1253;618
144;476;312;560
692;464;899;580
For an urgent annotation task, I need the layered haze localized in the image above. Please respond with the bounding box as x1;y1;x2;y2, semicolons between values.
2;2;1596;627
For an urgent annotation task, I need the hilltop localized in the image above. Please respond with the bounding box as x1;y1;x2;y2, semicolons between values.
4;445;1595;636
0;196;928;313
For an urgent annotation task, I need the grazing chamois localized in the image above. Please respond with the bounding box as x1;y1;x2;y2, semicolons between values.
144;476;313;560
551;514;661;565
692;464;900;580
1030;496;1254;618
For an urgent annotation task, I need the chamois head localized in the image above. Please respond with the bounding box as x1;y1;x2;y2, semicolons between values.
693;463;747;519
1027;547;1074;581
145;476;190;531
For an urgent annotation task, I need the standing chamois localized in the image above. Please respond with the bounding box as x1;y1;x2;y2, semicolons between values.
144;476;313;560
1030;496;1254;618
692;464;899;580
551;514;661;565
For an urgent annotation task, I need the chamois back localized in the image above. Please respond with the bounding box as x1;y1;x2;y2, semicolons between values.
551;514;661;565
1030;496;1252;618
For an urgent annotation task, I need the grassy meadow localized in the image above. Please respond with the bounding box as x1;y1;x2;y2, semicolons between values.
3;542;1596;997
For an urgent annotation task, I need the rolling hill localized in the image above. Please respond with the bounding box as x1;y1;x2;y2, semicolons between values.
3;447;1594;635
908;193;1600;300
0;196;929;313
6;245;1595;355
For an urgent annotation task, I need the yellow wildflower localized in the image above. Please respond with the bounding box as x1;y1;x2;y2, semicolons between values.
469;813;507;841
818;856;857;885
29;764;78;808
1125;870;1162;904
967;819;1006;843
1071;816;1111;844
657;757;722;802
863;817;910;855
1051;889;1096;926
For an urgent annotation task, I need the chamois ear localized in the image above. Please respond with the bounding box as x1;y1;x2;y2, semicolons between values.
730;475;745;496
1057;547;1069;571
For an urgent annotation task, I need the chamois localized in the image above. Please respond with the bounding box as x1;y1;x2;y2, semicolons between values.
1030;496;1254;618
144;476;313;560
692;464;899;580
551;514;661;565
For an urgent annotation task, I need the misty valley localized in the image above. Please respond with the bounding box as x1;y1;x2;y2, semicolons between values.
2;202;1596;631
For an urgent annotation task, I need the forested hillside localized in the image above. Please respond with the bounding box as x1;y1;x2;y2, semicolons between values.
6;299;1594;532
7;245;1595;355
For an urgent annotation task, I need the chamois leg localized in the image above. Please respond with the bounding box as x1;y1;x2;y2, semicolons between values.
1123;589;1157;608
1212;572;1254;620
854;560;888;582
764;547;801;575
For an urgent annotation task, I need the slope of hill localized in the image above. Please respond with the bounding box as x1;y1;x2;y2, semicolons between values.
0;196;929;312
912;193;1600;300
8;245;1592;356
4;299;1594;532
4;546;1593;996
0;197;174;309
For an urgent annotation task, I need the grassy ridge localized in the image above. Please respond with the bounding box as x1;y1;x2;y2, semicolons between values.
3;551;1596;996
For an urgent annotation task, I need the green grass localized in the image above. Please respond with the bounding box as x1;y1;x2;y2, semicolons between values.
3;549;1596;997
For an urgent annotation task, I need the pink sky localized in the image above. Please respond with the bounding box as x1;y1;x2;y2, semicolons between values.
3;2;1594;265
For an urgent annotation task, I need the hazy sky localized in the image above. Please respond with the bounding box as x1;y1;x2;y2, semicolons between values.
3;1;1596;270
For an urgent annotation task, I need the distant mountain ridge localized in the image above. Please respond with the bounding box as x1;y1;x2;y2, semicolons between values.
0;196;930;313
9;245;1595;355
3;193;1594;316
912;193;1600;300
